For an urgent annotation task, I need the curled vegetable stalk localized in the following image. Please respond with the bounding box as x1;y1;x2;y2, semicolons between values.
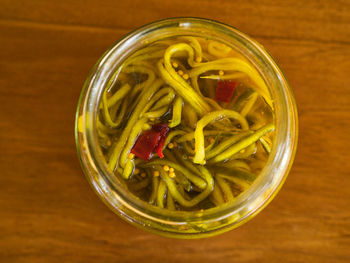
211;123;275;163
144;159;207;190
210;179;225;206
102;83;131;128
167;191;176;210
220;160;251;171
206;131;252;159
157;180;167;208
216;173;251;191
149;176;160;204
216;176;234;202
140;87;174;116
143;107;169;119
162;130;186;150
159;166;214;208
240;92;258;117
193;110;249;164
169;96;183;128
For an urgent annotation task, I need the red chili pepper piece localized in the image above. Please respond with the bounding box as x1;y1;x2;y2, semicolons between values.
131;130;161;161
131;123;170;161
214;81;238;103
152;123;169;133
153;124;169;158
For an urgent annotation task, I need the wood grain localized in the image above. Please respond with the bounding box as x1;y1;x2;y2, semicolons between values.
0;1;349;262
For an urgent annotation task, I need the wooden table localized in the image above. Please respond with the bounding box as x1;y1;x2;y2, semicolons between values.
1;1;349;262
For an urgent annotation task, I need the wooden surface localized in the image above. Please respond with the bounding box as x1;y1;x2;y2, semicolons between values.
1;1;350;262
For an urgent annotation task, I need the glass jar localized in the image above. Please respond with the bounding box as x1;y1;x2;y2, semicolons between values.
75;17;298;238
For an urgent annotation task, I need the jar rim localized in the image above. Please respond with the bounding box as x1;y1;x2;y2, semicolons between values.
75;17;298;237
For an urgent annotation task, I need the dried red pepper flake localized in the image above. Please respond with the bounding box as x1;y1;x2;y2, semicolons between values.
131;123;169;161
153;124;170;158
214;81;238;103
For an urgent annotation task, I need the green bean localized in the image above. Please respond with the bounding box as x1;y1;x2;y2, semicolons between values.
128;176;151;191
206;131;252;159
122;159;134;179
193;110;249;164
221;160;251;172
232;88;255;112
190;74;202;95
169;97;183;128
240;92;258;117
259;136;271;153
144;159;207;190
107;83;132;108
211;123;274;163
210;179;225;206
140;87;174;116
119;118;148;168
177;182;191;200
178;130;239;143
181;141;195;155
174;172;192;192
159;166;214;208
167;189;176;210
216;176;234;202
163;130;186;150
182;102;198;128
204;97;223;110
110;97;129;128
102;84;131;128
163;149;178;162
172;150;202;177
157;180;167;208
163;151;192;191
148;90;175;111
143;106;169;119
108;79;163;171
149;176;160;204
109;99;122;121
216;173;251;191
231;142;256;159
97;118;117;135
179;36;202;61
212;167;256;182
204;136;218;152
